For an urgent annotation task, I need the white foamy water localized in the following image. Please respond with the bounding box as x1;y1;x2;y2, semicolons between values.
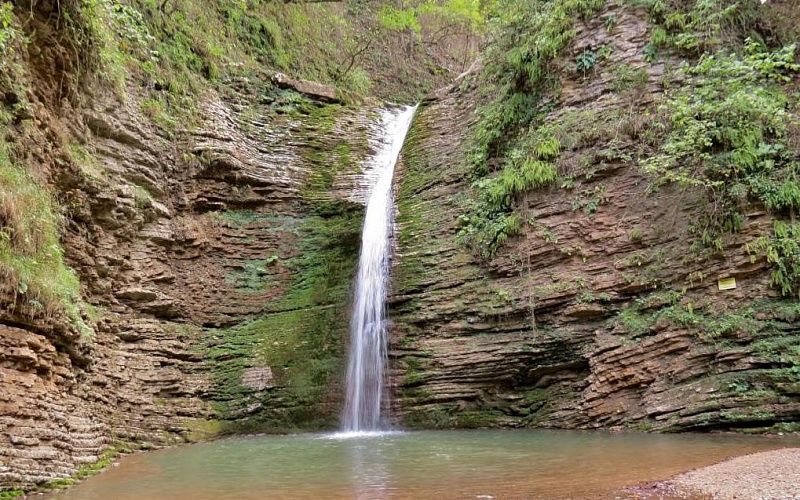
342;105;416;432
324;430;404;441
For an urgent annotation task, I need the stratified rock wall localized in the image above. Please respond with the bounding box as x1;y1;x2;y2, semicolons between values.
1;24;384;492
390;2;800;432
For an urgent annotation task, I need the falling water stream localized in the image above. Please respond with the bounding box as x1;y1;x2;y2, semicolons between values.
342;105;417;433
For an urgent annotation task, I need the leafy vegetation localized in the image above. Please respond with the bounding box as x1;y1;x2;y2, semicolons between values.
630;0;797;56
612;64;649;92
0;1;26;104
458;125;561;257
576;48;598;74
456;0;800;271
747;220;800;298
467;0;604;173
646;39;800;295
54;0;486;110
0;3;95;340
0;3;16;57
614;293;797;347
457;0;605;258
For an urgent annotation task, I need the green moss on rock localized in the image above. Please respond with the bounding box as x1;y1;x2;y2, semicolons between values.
203;200;362;433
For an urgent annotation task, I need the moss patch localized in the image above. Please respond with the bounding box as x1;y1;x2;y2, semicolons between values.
204;201;362;433
403;403;507;430
183;418;222;442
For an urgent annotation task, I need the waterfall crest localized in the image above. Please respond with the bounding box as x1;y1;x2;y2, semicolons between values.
342;105;416;433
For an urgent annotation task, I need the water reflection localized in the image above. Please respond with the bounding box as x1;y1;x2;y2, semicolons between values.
347;437;393;499
42;429;800;500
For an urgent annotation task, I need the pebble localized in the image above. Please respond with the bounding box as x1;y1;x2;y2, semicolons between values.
669;448;800;500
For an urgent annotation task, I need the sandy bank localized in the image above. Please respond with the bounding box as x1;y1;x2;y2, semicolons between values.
624;447;800;499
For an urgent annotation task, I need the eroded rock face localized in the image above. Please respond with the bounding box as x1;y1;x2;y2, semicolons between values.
389;3;800;432
1;16;386;491
0;324;103;486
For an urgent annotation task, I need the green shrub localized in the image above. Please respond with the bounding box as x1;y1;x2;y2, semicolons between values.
467;0;604;172
0;2;16;58
456;0;604;258
576;48;598;74
632;0;765;54
458;124;561;257
747;221;800;298
603;13;617;32
646;41;798;202
612;65;649;92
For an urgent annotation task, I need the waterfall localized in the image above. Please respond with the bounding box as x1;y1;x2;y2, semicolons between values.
342;105;416;433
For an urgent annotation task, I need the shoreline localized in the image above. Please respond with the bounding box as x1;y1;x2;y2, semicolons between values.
622;447;800;499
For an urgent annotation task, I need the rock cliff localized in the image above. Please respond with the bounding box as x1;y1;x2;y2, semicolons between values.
389;1;800;432
0;4;387;490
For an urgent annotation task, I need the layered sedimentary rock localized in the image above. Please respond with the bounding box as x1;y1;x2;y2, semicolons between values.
389;3;800;432
0;8;383;489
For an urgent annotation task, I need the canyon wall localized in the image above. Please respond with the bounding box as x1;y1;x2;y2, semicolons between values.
0;6;382;489
389;1;800;432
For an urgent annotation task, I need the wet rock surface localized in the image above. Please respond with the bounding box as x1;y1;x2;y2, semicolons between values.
389;2;800;431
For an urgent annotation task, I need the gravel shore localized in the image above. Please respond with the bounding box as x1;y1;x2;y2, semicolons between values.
624;447;800;499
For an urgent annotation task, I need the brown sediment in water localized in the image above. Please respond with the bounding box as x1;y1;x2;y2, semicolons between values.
622;447;800;500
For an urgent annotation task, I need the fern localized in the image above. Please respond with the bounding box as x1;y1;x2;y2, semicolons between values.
519;159;558;189
466;0;603;177
648;40;800;297
647;43;798;195
456;1;606;258
765;221;800;298
533;134;561;159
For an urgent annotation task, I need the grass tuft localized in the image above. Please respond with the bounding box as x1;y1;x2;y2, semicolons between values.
0;138;91;336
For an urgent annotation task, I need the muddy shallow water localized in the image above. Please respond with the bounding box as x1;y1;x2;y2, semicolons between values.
43;429;800;499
